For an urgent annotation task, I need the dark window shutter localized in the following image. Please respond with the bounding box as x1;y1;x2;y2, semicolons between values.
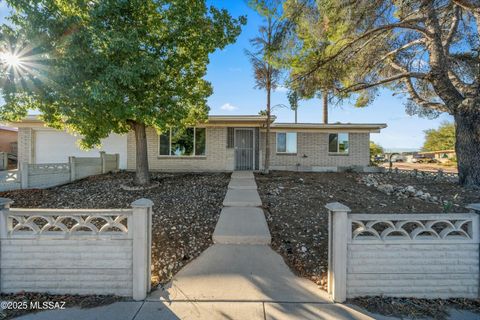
227;127;234;148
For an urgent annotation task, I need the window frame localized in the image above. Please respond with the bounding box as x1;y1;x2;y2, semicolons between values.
328;132;350;155
276;132;297;154
158;127;207;157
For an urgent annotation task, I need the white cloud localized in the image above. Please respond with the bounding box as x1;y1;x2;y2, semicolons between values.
220;103;239;111
275;86;288;92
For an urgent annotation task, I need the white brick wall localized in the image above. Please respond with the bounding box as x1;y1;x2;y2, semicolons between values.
126;127;371;172
127;127;232;171
331;211;480;300
261;131;370;171
347;243;479;298
0;200;152;299
17;128;33;165
1;239;133;296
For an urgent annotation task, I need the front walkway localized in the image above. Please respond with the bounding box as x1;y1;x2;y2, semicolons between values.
144;171;370;319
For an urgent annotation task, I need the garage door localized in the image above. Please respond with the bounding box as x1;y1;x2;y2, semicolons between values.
34;130;128;169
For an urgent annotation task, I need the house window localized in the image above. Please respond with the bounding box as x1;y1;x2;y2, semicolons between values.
329;133;349;154
159;128;206;156
276;132;297;153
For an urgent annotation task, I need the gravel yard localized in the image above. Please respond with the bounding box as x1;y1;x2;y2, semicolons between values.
255;171;480;291
0;171;230;288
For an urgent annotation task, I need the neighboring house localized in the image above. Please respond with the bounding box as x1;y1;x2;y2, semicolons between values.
0;126;18;154
12;115;386;171
418;149;456;163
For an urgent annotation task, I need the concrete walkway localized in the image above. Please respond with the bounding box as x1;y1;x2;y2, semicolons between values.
15;171;480;319
146;171;370;319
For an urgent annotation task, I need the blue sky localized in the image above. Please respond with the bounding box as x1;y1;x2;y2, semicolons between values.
0;1;453;150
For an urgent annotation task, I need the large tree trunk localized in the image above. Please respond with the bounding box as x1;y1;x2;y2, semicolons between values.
322;90;328;124
454;102;480;187
131;121;150;185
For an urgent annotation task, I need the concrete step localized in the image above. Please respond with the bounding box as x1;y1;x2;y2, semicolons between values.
213;207;271;245
231;171;254;179
223;189;262;207
228;178;257;190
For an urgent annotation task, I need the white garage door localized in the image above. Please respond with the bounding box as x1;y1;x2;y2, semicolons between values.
34;130;128;169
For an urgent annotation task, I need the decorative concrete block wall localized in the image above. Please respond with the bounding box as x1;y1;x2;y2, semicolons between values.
72;157;102;180
0;152;8;170
25;163;71;188
0;171;20;192
326;203;480;302
0;198;153;300
0;152;119;191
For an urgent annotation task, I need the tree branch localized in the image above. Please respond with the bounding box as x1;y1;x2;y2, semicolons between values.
294;19;428;82
452;0;480;13
340;72;429;93
403;78;449;112
443;5;460;49
379;38;426;62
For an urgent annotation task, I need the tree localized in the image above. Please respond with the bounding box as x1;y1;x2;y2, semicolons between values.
286;1;480;187
246;0;287;173
422;122;456;152
281;0;355;124
369;141;384;164
287;89;299;123
0;0;245;185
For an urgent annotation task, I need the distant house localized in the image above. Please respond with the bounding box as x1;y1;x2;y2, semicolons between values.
11;115;386;172
418;149;456;163
0;126;17;155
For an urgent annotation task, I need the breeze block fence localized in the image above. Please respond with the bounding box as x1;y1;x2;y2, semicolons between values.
326;202;480;302
0;198;153;300
0;151;119;191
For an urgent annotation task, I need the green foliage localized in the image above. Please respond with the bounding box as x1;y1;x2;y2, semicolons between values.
370;141;384;157
422;122;456;152
287;89;299;111
369;141;384;165
1;0;245;148
281;0;354;103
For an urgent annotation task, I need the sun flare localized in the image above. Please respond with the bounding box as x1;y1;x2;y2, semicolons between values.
0;51;22;68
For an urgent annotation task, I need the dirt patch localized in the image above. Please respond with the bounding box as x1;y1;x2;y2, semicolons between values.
255;171;479;290
0;292;125;320
380;162;458;173
0;171;229;288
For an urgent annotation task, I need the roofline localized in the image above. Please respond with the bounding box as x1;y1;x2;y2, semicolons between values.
418;149;455;154
270;122;387;133
208;115;270;120
11;115;387;132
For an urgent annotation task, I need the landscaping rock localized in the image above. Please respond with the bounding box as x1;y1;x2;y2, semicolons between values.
0;171;230;289
255;171;479;294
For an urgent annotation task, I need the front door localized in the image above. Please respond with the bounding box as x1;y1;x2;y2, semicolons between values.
234;129;254;170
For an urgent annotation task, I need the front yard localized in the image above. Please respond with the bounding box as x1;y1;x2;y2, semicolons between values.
255;171;479;290
0;171;230;287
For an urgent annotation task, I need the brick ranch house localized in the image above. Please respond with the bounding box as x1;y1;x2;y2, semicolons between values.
13;115;386;172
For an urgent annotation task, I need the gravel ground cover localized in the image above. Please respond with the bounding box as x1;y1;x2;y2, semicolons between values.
0;171;230;288
0;292;125;320
349;296;480;320
255;171;479;306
